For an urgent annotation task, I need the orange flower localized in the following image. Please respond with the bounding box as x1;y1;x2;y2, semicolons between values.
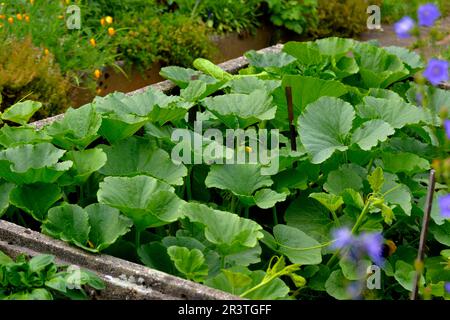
105;16;113;24
0;15;5;20
89;38;96;47
7;17;13;24
16;13;23;21
94;69;102;79
100;18;105;26
25;15;30;22
44;48;50;55
108;27;115;36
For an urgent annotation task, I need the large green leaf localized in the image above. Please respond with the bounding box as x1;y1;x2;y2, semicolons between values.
381;152;430;174
351;119;395;151
0;125;51;148
10;184;62;221
99;137;187;186
0;181;14;217
59;148;107;185
97;175;184;230
167;246;209;282
85;204;133;252
263;225;322;265
324;166;364;195
325;270;353;300
42;204;90;248
0;143;72;184
357;96;424;129
202;90;276;128
298;97;355;164
1;101;42;125
183;202;264;256
285;195;333;243
245;50;296;68
353;43;409;88
384;46;424;71
382;173;412;216
45;104;102;150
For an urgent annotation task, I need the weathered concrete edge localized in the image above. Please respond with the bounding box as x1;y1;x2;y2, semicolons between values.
0;240;174;300
0;220;237;300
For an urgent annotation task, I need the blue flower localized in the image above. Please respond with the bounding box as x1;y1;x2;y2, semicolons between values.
423;59;449;86
418;3;441;27
445;282;450;294
331;227;354;249
360;232;384;265
444;119;450;139
394;16;415;38
438;194;450;219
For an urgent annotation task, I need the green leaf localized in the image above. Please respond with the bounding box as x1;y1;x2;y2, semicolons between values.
382;152;430;174
394;260;424;291
97;176;184;230
382;173;412;216
138;242;175;274
357;97;424;129
60;148;107;185
85;204;133;252
245;50;296;68
298;97;354;164
0;125;51;148
264;225;322;265
285;195;333;243
10;184;62;221
228;78;281;95
0;250;13;265
206;164;272;196
1;101;42;125
45;104;102;150
339;258;372;281
29;255;54;273
42;204;90;248
325;270;352;300
353;43;409;88
160;66;201;88
384;46;424;71
309;193;344;213
202;90;276;128
283;42;325;67
183;202;263;255
0;181;14;217
167;246;209;282
368;167;384;194
430;222;450;246
99;137;187;186
0;143;72;184
351;120;394;151
324;166;363;195
252;189;287;209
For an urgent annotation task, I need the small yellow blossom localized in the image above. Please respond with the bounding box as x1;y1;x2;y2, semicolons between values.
108;27;116;36
0;14;5;19
16;13;23;21
94;69;102;79
7;17;13;24
105;16;113;24
245;146;253;153
89;38;96;47
44;48;50;55
100;18;105;26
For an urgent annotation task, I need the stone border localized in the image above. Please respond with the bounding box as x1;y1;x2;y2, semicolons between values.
0;220;236;300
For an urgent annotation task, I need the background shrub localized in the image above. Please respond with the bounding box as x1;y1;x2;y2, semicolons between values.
0;37;70;120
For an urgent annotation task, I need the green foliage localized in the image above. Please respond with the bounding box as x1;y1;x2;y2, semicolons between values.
0;250;104;300
0;38;448;301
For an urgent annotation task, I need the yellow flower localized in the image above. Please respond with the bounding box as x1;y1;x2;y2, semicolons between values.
44;48;50;55
58;15;64;20
30;0;34;5
96;88;102;95
94;69;102;79
108;27;115;36
16;13;23;21
105;16;113;24
25;15;30;22
89;38;96;47
0;14;5;19
245;146;253;153
7;17;13;24
100;18;105;26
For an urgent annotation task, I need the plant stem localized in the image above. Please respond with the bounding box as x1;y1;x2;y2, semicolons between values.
411;170;436;300
330;210;341;227
244;206;250;219
272;206;278;226
135;229;141;249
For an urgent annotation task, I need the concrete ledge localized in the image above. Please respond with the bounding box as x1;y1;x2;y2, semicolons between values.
0;220;238;300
